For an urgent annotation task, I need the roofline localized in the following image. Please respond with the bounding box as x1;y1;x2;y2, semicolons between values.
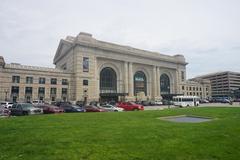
53;32;188;66
193;71;240;79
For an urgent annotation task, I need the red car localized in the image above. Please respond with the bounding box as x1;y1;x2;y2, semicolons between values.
37;104;64;114
117;102;144;111
85;105;107;112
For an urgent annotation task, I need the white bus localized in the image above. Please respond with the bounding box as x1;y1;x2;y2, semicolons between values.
173;96;200;107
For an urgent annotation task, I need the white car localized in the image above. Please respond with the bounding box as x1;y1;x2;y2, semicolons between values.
154;100;163;105
32;100;45;106
0;101;13;109
101;104;124;112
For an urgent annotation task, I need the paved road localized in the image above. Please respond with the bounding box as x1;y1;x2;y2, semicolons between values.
144;103;240;111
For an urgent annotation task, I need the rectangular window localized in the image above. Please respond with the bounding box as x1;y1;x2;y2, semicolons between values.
25;87;32;94
181;71;185;81
26;77;33;84
50;88;57;95
62;88;68;95
182;86;184;90
12;76;20;83
62;79;68;85
51;78;57;85
83;57;89;72
38;87;45;94
189;87;192;91
39;77;45;84
83;80;88;86
11;86;19;94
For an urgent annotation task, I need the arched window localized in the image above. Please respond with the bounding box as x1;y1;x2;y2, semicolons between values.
160;74;170;94
134;71;147;96
100;67;117;93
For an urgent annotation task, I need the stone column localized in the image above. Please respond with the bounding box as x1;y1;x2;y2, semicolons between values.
128;62;133;97
156;67;160;96
152;66;157;99
175;70;179;94
95;57;100;101
124;61;129;94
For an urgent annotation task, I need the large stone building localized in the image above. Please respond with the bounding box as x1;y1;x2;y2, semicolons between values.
192;71;240;98
180;79;211;99
0;32;210;103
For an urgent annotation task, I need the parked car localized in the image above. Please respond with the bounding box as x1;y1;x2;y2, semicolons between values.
221;99;230;103
117;102;144;111
89;101;99;107
141;101;151;106
234;98;240;102
76;101;84;107
162;99;174;105
85;105;107;112
10;103;43;116
54;101;72;107
101;104;124;112
36;104;64;114
0;105;11;117
154;100;163;105
0;101;13;109
200;99;209;103
32;100;45;106
60;104;85;113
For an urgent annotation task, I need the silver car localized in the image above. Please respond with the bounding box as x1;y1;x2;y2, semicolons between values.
11;103;43;116
101;104;124;112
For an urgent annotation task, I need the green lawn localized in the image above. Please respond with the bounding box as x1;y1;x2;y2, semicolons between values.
0;107;240;160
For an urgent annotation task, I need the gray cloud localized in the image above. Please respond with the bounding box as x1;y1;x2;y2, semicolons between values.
0;0;240;78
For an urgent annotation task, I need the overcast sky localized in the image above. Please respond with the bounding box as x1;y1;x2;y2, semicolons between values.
0;0;239;78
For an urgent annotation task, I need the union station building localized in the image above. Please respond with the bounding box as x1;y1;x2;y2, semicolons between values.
0;32;211;103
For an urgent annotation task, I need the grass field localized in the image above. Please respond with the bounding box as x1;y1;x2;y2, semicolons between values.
0;107;240;160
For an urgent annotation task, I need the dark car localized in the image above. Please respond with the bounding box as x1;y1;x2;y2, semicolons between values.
85;105;107;112
10;103;43;116
54;101;72;107
141;100;155;106
60;104;85;113
89;101;99;107
0;105;11;117
37;104;64;114
76;101;84;107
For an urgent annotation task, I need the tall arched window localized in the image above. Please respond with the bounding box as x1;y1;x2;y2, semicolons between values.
134;71;147;96
160;74;170;94
100;67;117;93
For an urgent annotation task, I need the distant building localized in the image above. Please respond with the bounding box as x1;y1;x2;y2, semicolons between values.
0;32;210;103
179;79;211;99
191;71;240;98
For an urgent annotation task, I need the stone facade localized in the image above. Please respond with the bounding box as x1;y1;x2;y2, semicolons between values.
0;32;211;103
179;79;211;99
0;58;71;102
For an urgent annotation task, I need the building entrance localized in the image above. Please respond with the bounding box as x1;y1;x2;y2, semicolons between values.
100;95;118;103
